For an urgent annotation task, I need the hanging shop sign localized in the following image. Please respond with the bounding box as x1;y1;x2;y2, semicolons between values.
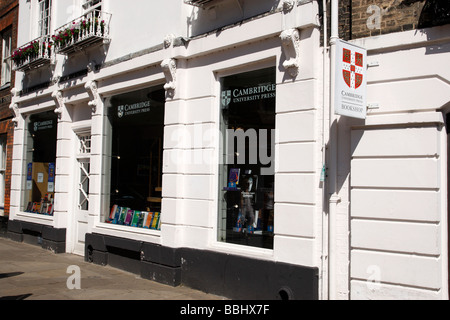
335;39;367;119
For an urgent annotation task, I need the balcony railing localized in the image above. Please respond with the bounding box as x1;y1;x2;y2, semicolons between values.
54;10;111;55
12;36;53;72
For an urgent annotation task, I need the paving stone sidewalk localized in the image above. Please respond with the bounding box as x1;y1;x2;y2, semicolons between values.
0;237;226;301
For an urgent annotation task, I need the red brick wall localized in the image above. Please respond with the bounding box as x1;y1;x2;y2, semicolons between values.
334;0;450;41
0;0;18;217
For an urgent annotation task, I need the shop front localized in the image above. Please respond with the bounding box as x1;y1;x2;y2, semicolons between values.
8;2;323;300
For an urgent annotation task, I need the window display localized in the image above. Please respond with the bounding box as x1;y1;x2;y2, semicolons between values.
23;110;57;216
103;86;165;231
218;67;276;249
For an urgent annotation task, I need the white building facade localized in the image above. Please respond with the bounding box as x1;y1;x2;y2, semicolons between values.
6;0;450;300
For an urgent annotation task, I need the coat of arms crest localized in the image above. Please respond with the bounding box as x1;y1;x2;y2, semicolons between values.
342;48;364;89
222;90;231;107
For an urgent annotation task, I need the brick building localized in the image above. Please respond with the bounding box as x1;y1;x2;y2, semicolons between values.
337;0;450;39
0;0;17;230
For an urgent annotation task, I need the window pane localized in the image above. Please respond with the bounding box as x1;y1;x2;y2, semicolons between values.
218;67;276;249
23;111;57;216
78;160;90;211
1;28;12;85
104;86;165;230
38;0;51;37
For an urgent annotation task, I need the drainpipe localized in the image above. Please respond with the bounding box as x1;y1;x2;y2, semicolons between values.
328;0;341;300
321;0;329;301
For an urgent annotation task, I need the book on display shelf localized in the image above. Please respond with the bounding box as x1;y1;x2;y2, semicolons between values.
47;203;54;216
113;206;122;223
110;204;118;221
40;203;48;214
144;212;154;229
118;207;128;225
106;205;161;230
228;168;240;187
124;209;133;226
142;212;149;227
151;212;160;230
130;210;140;227
137;212;146;228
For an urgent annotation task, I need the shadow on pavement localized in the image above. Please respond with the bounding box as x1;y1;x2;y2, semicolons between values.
0;272;24;279
0;294;32;300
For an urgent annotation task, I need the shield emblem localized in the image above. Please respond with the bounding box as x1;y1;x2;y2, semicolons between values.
117;105;124;118
222;90;231;107
342;48;364;89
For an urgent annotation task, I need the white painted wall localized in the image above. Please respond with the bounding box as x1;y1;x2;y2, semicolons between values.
332;26;450;300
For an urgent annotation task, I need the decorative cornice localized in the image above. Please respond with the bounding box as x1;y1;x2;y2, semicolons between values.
280;28;301;78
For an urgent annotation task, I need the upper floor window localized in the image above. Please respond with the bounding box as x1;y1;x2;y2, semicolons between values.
1;28;12;86
38;0;52;37
83;0;102;13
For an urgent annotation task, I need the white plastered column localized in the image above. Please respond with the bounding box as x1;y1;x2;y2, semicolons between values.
52;90;72;230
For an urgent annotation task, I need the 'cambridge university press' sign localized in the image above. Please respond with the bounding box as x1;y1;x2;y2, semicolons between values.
335;39;367;119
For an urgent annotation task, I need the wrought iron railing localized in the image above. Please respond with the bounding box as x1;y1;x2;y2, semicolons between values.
53;10;111;55
12;36;53;72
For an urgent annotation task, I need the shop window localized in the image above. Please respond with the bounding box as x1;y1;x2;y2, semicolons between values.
103;86;165;230
218;67;276;250
23;110;57;216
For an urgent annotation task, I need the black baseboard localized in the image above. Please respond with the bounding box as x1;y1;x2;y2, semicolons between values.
0;216;8;238
6;220;66;253
85;233;319;300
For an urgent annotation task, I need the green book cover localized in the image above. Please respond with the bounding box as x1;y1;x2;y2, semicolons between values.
118;207;128;225
131;210;140;227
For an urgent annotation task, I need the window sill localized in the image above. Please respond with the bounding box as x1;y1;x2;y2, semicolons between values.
93;222;162;244
0;82;10;91
16;211;54;225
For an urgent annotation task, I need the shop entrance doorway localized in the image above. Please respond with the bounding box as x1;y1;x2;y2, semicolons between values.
70;132;91;256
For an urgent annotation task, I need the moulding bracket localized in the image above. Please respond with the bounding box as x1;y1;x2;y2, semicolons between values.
280;28;301;78
9;88;20;127
161;58;177;99
52;90;65;119
85;80;101;115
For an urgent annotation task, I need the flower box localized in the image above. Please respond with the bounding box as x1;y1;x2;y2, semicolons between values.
54;10;111;55
12;37;53;72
